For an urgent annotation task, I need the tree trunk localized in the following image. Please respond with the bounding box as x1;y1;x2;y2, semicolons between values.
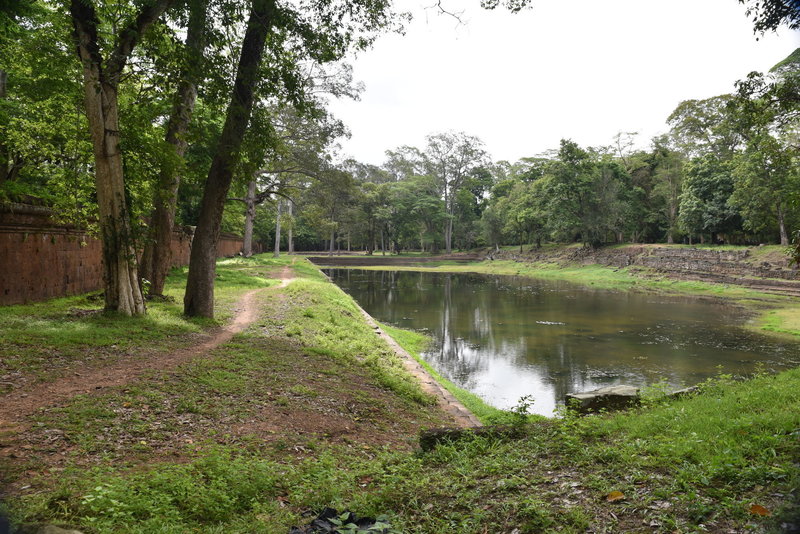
328;229;335;256
71;0;169;315
184;0;276;318
147;0;207;295
83;80;145;315
0;69;7;183
273;198;282;258
287;200;294;254
777;203;789;246
243;180;256;256
667;202;677;245
445;215;453;254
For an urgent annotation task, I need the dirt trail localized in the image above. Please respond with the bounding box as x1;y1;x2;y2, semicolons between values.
0;268;295;427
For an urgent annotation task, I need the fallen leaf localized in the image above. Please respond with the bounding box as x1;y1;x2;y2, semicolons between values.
749;504;771;516
606;490;625;503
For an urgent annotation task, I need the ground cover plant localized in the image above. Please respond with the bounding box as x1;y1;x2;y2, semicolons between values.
1;255;799;533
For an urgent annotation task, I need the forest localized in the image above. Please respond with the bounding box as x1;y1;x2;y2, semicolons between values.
1;0;800;316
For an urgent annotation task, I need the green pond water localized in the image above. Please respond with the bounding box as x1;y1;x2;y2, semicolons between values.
325;269;800;416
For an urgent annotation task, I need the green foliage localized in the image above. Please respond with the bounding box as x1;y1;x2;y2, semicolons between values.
739;0;800;34
678;154;741;241
0;3;94;221
74;450;283;529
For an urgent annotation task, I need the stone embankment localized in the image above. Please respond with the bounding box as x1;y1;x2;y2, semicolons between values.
496;245;800;297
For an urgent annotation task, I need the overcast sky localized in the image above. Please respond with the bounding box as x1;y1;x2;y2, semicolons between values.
327;0;800;166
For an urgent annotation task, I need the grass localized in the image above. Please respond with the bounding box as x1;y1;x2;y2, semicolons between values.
757;306;800;338
9;369;799;533
3;254;800;533
280;278;436;407
0;255;282;389
342;259;767;296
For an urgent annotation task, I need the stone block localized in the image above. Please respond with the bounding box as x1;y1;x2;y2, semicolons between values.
565;385;640;414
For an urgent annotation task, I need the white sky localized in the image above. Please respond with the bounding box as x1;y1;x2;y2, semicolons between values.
327;0;800;166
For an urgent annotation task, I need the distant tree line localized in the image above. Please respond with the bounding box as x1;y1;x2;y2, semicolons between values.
277;49;800;254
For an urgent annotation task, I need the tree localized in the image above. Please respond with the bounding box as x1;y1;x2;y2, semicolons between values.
651;136;684;244
543;140;628;248
730;133;798;244
729;51;800;245
383;146;423;181
497;179;547;251
238;101;348;256
422;131;487;254
303;167;357;254
678;154;741;243
667;96;742;159
184;0;400;317
352;181;384;254
0;1;94;222
738;0;800;34
142;0;208;296
70;0;174;315
183;0;278;317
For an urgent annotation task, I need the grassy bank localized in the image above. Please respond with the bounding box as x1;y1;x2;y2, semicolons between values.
2;255;799;533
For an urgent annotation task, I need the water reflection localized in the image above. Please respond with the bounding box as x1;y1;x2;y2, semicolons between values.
326;269;800;415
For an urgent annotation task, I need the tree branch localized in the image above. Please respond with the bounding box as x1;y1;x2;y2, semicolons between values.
106;0;175;83
70;0;104;70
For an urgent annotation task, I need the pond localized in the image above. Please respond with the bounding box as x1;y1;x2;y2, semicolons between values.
325;269;800;416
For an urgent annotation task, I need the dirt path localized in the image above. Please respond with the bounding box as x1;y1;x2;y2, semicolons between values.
0;269;294;428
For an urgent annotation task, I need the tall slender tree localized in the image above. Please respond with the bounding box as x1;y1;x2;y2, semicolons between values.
144;0;208;296
184;0;399;317
184;0;277;317
423;131;486;254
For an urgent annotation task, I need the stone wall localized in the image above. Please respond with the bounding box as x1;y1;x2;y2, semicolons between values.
0;204;248;305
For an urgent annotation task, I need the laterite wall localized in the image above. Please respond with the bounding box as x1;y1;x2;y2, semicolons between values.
0;204;247;305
